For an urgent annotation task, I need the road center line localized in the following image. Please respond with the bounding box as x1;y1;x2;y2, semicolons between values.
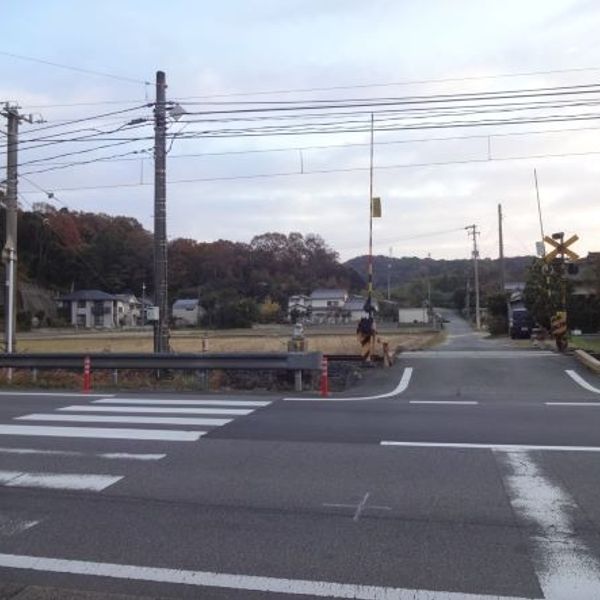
380;441;600;452
284;367;413;402
498;450;600;597
565;370;600;394
0;553;531;600
546;402;600;407
409;400;478;405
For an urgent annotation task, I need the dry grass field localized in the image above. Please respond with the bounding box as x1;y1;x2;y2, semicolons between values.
17;327;443;355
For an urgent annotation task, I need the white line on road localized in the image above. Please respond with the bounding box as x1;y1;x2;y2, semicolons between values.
284;367;413;402
565;369;600;394
93;398;271;407
0;391;114;397
401;350;555;358
0;513;40;537
0;553;532;600
499;450;600;598
0;447;165;460
409;400;479;405
546;402;600;407
380;441;600;452
0;425;203;442
58;405;253;415
0;470;122;491
16;414;232;427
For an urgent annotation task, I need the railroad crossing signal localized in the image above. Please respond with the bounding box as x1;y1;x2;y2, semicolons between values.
543;234;579;263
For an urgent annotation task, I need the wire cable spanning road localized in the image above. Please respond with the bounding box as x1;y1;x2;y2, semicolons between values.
1;312;600;599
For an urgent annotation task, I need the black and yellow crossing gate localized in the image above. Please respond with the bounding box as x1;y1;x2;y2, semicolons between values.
543;232;579;352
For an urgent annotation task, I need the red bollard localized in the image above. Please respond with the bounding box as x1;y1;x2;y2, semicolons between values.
82;356;91;393
320;356;329;397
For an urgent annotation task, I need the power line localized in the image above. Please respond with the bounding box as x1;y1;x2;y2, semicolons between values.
17;146;600;195
169;66;600;100
20;146;153;177
0;50;151;85
25;123;600;167
14;64;600;109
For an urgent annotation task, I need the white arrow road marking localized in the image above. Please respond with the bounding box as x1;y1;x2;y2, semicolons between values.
565;370;600;394
0;553;533;599
284;367;413;402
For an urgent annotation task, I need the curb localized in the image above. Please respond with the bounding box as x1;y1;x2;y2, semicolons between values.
574;349;600;374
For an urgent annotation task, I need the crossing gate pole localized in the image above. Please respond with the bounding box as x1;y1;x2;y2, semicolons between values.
320;356;329;397
82;356;92;393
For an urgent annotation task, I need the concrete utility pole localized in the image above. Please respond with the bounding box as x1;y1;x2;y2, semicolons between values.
2;106;19;358
153;71;169;353
465;277;471;319
498;203;506;293
465;224;481;329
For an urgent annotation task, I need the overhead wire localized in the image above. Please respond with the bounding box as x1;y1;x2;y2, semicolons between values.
0;50;151;85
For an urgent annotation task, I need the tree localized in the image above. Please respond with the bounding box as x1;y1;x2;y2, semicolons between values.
523;259;562;330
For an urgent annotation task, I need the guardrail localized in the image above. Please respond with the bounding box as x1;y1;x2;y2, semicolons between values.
0;352;323;392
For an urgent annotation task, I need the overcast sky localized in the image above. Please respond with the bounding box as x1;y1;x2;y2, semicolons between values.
1;0;599;262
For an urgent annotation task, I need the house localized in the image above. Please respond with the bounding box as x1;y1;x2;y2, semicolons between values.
398;307;429;324
309;288;348;321
569;253;600;297
114;293;143;327
172;298;204;327
287;294;310;320
57;290;118;328
342;295;378;322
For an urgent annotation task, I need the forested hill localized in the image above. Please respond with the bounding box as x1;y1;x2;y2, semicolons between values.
15;204;362;305
345;254;534;307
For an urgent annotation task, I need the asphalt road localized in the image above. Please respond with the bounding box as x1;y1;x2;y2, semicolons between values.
1;313;600;599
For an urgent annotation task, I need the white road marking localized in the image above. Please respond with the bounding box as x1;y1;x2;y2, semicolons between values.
546;402;600;407
401;350;555;358
380;441;600;452
0;514;40;536
565;369;600;394
0;552;531;600
58;405;253;415
0;447;165;460
93;398;271;407
0;470;122;491
499;450;600;598
98;453;165;461
16;414;232;427
284;367;413;402
0;391;114;397
409;400;479;405
0;425;203;441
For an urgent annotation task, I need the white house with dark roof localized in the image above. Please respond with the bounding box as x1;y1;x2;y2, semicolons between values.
172;298;204;327
57;290;118;328
308;288;348;322
342;295;378;322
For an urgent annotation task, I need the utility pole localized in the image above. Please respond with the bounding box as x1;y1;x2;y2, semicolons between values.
498;203;506;293
387;247;392;301
153;71;169;353
465;225;481;329
465;277;471;319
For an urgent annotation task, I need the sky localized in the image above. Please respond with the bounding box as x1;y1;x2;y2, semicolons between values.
1;0;599;262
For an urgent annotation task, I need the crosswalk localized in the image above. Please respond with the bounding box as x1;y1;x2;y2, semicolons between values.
0;395;272;516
